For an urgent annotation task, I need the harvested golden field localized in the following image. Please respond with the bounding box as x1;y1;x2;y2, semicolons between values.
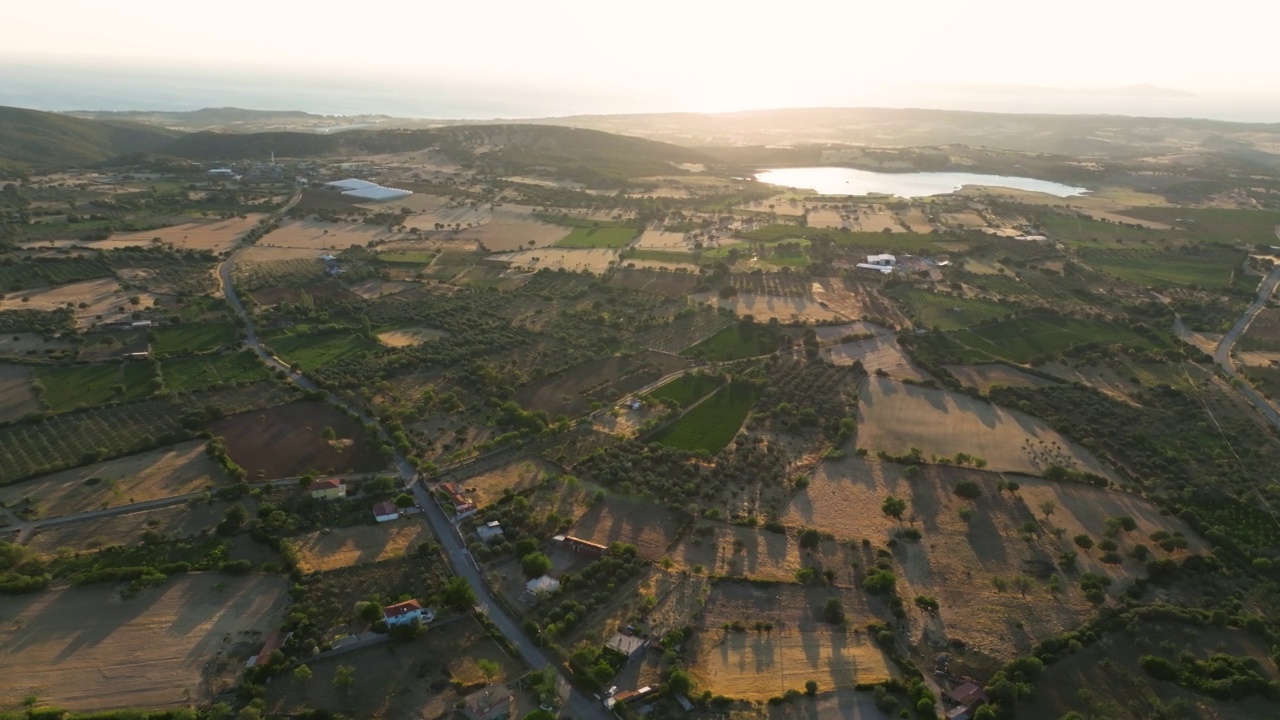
856;376;1114;477
941;211;989;229
810;278;910;329
691;629;893;700
942;363;1058;393
824;336;928;380
0;364;37;424
0;278;158;328
569;496;683;560
348;279;420;299
25;500;239;555
692;292;843;323
670;524;853;583
262;220;399;250
488;248;619;272
375;326;448;348
238;246;327;263
811;321;890;345
79;214;269;252
291;522;432;573
451;219;572;252
737;197;807;217
0;440;227;519
0;574;288;711
635;230;695;251
463;459;558;508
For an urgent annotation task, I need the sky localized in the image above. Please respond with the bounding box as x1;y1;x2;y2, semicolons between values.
5;0;1280;119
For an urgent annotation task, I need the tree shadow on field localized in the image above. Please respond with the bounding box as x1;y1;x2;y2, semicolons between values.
22;582;159;662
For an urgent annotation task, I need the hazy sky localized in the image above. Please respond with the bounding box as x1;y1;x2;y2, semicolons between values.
5;0;1280;116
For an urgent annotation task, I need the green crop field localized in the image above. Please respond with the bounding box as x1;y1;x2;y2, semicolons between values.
555;226;638;248
152;322;239;356
34;361;155;413
0;258;111;292
162;351;272;392
647;373;723;407
265;331;380;370
739;225;941;253
651;380;763;453
951;314;1169;363
1037;214;1169;247
889;287;1016;330
1081;246;1246;289
379;251;437;264
684;323;780;361
1118;207;1280;244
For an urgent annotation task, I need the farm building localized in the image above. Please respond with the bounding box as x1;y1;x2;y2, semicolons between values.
244;629;289;668
476;521;505;543
383;599;433;626
866;253;897;266
310;478;346;500
372;501;399;523
605;632;647;659
324;178;413;202
525;575;560;596
439;482;478;520
944;681;989;719
855;262;895;274
462;685;513;720
208;168;238;178
605;686;655;710
557;534;607;557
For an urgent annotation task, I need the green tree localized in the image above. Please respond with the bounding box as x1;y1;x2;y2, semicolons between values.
805;680;819;696
953;480;982;500
881;495;907;522
444;577;476;610
321;426;336;441
394;493;415;508
333;664;356;694
477;658;500;684
521;552;553;579
1038;499;1057;519
823;597;844;624
293;664;313;683
1074;534;1094;550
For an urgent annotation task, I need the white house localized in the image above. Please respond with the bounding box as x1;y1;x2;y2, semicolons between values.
525;575;560;596
866;253;897;266
383;599;433;626
372;501;399;523
476;521;505;543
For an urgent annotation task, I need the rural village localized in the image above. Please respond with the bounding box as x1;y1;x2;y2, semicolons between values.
0;105;1279;720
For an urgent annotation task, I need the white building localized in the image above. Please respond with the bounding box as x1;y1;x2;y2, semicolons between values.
383;599;434;626
525;575;560;596
865;253;897;266
476;521;505;543
324;178;413;201
372;501;399;523
855;263;895;274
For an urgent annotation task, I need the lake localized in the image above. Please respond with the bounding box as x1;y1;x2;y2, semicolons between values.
755;167;1087;198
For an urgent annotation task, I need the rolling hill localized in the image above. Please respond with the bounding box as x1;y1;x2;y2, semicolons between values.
0;106;181;169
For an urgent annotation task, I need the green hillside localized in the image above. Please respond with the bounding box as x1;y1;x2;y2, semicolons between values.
0;106;180;168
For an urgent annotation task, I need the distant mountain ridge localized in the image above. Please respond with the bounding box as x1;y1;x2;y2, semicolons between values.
0;106;180;169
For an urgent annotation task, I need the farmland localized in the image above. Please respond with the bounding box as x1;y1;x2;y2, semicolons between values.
567;495;683;560
85;214;269;252
684;323;780;360
513;351;690;417
647;372;723;406
461;458;559;508
0;574;288;711
556;225;638;248
951;314;1171;363
651;380;763;453
160;350;272;392
151;322;239;355
633;307;734;353
0;363;37;423
32;361;156;413
888;287;1014;330
209;401;387;478
855;375;1113;477
0;257;110;292
1080;245;1246;289
263;330;380;370
291;522;433;573
0;277;159;328
0;439;226;519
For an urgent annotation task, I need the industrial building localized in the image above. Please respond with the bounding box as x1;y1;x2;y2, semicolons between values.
323;178;413;201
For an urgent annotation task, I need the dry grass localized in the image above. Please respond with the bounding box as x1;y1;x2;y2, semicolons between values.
376;327;448;348
824;337;929;380
811;321;891;345
291;522;433;573
856;376;1114;477
79;214;269;252
0;278;158;328
692;292;843;323
348;279;420;299
488;248;619;273
635;230;694;252
25;501;237;555
568;496;683;561
669;525;851;583
0;574;288;711
238;246;327;263
0;333;76;357
810;278;910;329
263;220;400;250
453;220;572;252
942;364;1057;393
0;364;37;424
462;459;558;509
0;441;227;519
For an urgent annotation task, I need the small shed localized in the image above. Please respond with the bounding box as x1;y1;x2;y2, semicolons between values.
525;575;560;596
605;632;647;659
372;501;399;523
476;521;505;543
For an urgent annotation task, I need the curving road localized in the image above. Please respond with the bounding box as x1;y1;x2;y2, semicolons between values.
217;196;610;720
1198;264;1280;429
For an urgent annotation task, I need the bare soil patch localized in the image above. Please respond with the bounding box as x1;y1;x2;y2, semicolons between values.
568;496;683;560
463;459;559;509
635;230;695;252
856;376;1114;477
263;220;400;250
0;574;288;711
348;279;420;299
0;278;158;329
25;501;241;555
80;214;269;252
455;220;572;252
811;278;910;329
291;522;432;573
824;336;928;380
692;292;843;323
0;364;37;424
488;248;619;273
376;326;448;348
514;351;690;418
942;363;1058;393
209;402;387;479
0;440;227;519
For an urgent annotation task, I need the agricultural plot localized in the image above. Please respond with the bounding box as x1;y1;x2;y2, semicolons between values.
556;225;638;248
488;247;620;273
261;220;399;251
888;287;1014;330
951;315;1170;363
1038;214;1167;247
0;364;37;423
23;500;237;556
811;277;911;329
513;351;690;417
855;376;1114;477
0;278;158;328
375;326;448;348
448;219;572;252
567;495;683;560
690;628;893;701
0;400;188;485
633;308;734;353
0;257;110;292
233;255;328;291
608;267;703;296
0;574;287;711
823;335;928;381
248;280;358;306
263;330;380;370
1081;246;1245;289
291;522;433;573
634;229;696;252
0;440;226;519
152;322;238;356
694;291;843;323
651;380;763;453
942;363;1058;393
160;351;271;392
347;278;420;298
684;323;780;361
462;458;559;508
34;361;156;413
647;372;723;406
1238;309;1280;352
83;214;269;252
1119;206;1280;244
209;401;387;479
0;333;77;361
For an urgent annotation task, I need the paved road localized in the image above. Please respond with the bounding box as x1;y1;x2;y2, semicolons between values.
217;202;611;720
1205;264;1280;429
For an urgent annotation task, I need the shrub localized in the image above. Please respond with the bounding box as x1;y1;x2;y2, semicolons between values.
953;480;982;500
